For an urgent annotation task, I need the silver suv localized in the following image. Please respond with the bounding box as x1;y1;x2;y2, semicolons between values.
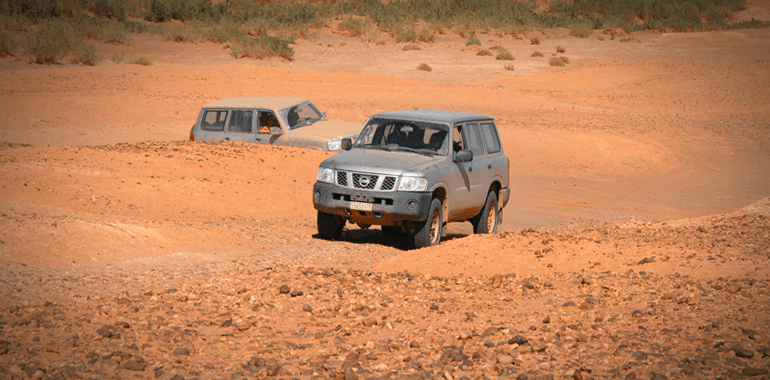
313;110;510;248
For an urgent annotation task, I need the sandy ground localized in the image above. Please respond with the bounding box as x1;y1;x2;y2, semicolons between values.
1;16;769;380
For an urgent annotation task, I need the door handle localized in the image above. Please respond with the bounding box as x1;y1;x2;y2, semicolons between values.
469;166;473;172
256;137;262;142
224;137;230;141
487;164;492;169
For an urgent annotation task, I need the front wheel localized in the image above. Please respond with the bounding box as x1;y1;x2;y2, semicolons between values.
317;211;344;240
413;198;443;248
472;191;499;234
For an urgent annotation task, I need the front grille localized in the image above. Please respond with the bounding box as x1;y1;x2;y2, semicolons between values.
336;171;348;186
352;173;378;189
335;171;395;191
381;176;396;190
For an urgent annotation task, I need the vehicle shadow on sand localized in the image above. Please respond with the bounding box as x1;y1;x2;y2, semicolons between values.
313;228;469;251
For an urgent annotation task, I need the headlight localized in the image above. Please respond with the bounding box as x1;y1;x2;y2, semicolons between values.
317;167;334;183
326;140;341;151
398;176;427;192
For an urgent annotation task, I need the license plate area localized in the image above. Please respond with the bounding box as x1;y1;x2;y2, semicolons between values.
349;201;373;212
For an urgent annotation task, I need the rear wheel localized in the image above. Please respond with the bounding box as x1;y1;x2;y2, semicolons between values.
413;198;443;248
317;211;344;240
472;191;499;234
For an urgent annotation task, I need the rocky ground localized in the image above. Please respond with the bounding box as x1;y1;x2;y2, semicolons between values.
1;202;768;380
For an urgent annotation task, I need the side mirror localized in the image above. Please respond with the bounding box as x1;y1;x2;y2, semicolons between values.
454;149;473;162
341;138;352;151
269;126;283;136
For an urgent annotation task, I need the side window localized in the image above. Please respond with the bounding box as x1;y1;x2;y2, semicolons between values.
480;122;501;154
452;125;465;152
228;110;253;133
258;111;280;134
464;123;486;157
201;110;227;131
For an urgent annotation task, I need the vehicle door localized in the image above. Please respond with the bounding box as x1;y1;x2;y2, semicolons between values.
253;110;284;145
478;121;507;187
197;109;228;141
447;123;487;218
224;109;255;142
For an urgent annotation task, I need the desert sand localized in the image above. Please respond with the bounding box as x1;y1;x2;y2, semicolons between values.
0;18;769;380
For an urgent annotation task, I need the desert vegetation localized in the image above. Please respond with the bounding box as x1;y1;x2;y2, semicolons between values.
0;0;768;65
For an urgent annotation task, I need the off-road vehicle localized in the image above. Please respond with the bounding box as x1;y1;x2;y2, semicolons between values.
189;97;361;151
313;110;510;248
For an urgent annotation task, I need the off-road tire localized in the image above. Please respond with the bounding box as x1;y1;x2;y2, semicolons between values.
413;198;443;248
472;191;499;234
317;211;344;240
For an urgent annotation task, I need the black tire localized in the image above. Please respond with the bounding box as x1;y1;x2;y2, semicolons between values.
317;211;344;240
381;225;402;236
472;191;499;234
413;198;443;248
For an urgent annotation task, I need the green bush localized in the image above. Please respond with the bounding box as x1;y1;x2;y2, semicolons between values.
465;36;481;46
97;21;132;44
110;52;125;63
89;0;127;21
25;20;72;63
530;36;540;45
402;44;421;51
417;63;432;72
203;22;245;43
477;49;492;56
230;35;294;61
0;29;16;56
569;21;593;37
123;19;148;33
71;40;101;65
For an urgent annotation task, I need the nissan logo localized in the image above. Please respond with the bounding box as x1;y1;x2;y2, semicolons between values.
358;176;371;187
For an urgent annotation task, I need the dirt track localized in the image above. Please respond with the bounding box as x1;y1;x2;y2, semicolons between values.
1;22;769;380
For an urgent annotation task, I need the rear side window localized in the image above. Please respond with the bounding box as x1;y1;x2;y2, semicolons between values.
480;122;501;154
201;110;227;131
464;124;486;157
228;110;253;133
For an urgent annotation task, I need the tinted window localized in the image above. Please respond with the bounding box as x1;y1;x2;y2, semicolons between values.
480;122;501;153
201;110;227;131
464;124;485;157
228;110;253;133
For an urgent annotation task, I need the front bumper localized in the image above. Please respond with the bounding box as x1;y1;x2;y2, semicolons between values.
313;181;432;226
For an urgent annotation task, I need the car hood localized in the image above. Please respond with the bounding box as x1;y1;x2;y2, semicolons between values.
321;148;446;176
289;119;362;141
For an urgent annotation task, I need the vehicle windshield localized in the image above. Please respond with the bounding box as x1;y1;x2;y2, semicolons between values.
279;102;324;130
354;118;450;156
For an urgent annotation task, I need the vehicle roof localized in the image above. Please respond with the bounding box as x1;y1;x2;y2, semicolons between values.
202;97;308;110
369;110;494;125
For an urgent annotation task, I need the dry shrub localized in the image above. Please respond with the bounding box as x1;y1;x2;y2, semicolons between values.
417;63;432;72
477;49;492;56
530;36;540;45
230;35;294;61
556;45;565;53
465;36;481;46
549;56;569;66
496;50;514;60
71;41;101;65
403;44;421;51
127;56;153;65
531;51;544;57
504;63;515;71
